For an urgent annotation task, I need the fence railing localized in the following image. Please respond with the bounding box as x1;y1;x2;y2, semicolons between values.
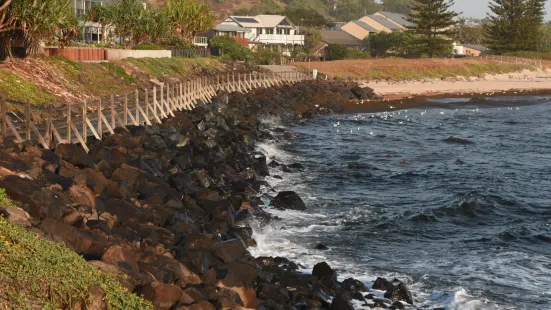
170;47;210;58
0;70;312;152
480;55;543;67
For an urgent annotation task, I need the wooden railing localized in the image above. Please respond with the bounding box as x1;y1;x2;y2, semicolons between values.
1;70;312;152
479;55;543;67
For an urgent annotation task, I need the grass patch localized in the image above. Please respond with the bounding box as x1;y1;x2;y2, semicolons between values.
0;70;56;106
100;62;136;83
49;56;83;71
360;62;534;80
125;57;223;77
0;211;151;309
0;189;16;208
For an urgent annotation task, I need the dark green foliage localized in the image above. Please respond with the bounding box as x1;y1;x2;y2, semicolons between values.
282;8;330;28
407;0;458;58
330;0;380;21
210;36;255;63
381;0;413;14
367;31;419;57
452;17;486;45
484;0;546;52
326;44;350;60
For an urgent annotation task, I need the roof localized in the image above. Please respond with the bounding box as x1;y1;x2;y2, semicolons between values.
227;15;293;28
368;15;403;30
213;24;250;32
377;11;415;27
320;30;366;46
463;44;489;51
352;20;378;32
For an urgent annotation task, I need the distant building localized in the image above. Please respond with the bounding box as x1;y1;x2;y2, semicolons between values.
210;15;304;56
341;11;413;40
453;43;489;56
310;30;367;59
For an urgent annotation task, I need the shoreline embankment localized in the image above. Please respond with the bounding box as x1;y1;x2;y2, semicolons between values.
0;80;416;309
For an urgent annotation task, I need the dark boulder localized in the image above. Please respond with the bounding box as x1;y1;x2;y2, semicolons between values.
384;280;413;305
372;277;392;291
55;143;94;168
312;261;337;281
443;136;474;144
314;243;328;250
342;278;367;292
281;162;305;173
329;292;353;310
269;191;306;211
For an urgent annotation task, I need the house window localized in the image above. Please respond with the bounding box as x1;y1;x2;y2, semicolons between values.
257;28;263;35
265;28;274;35
277;28;290;35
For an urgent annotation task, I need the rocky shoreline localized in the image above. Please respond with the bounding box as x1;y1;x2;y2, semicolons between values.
0;79;418;309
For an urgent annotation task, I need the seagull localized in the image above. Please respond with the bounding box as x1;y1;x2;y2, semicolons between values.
370;131;374;135
334;121;340;127
440;111;445;115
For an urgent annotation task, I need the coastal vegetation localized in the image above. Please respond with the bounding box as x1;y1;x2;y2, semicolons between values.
292;58;536;80
0;191;151;309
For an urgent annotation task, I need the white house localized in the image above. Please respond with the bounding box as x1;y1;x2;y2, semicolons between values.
211;15;305;55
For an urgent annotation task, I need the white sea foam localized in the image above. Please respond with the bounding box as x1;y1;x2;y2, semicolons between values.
251;119;495;310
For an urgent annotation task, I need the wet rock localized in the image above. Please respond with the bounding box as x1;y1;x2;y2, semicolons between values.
258;284;291;303
312;261;337;281
390;301;405;309
342;278;367;292
269;191;306;211
143;134;168;150
314;243;329;250
329;292;353;310
174;300;216;310
281;162;305;173
141;282;183;310
372;277;392;291
384;280;413;305
443;136;474;144
0;206;31;227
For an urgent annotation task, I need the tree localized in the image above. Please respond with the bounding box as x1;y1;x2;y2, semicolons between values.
0;0;77;60
325;44;349;60
165;0;214;42
0;0;12;32
109;0;145;47
407;0;458;58
452;17;485;45
537;23;551;52
140;9;169;44
367;31;419;57
381;0;413;14
484;0;546;52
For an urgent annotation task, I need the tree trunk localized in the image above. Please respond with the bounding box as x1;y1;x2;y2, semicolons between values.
0;34;11;61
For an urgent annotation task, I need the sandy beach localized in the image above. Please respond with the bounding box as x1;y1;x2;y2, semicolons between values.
362;69;551;99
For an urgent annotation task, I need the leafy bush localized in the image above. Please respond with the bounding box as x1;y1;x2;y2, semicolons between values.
367;31;420;57
0;188;15;208
254;46;283;65
326;44;349;60
210;36;255;63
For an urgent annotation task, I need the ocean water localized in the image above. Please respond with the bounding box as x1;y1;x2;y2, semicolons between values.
251;95;551;309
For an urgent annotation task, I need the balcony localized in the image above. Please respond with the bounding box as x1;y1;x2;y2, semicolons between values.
253;34;305;45
192;36;208;47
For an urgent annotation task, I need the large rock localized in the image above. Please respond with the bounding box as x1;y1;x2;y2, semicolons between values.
101;245;139;273
55;143;94;168
141;282;183;310
214;239;249;263
330;292;353;310
0;206;31;227
384;280;413;305
269;191;306;211
312;261;337;281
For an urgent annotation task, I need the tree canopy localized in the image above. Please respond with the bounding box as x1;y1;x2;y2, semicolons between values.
165;0;214;41
484;0;546;52
407;0;458;57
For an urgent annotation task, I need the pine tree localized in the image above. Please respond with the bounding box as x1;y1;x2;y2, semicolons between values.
406;0;459;58
484;0;546;52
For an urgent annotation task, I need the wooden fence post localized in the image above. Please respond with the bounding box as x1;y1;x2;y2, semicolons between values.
26;99;31;141
153;86;158;119
160;84;164;116
67;102;72;143
83;100;87;144
111;94;115;129
137;90;141;125
98;98;102;138
47;105;53;148
0;93;6;136
124;94;128;126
